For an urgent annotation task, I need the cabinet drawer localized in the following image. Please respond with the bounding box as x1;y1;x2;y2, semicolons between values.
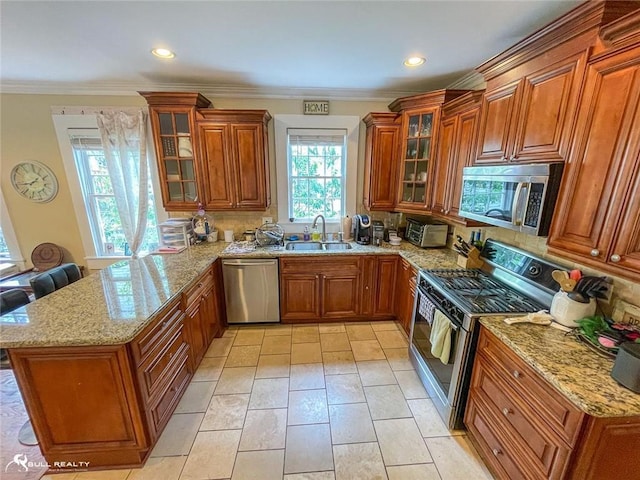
472;356;571;479
477;329;583;445
131;301;184;363
139;327;190;401
148;355;191;438
184;268;214;309
280;256;361;274
466;398;527;480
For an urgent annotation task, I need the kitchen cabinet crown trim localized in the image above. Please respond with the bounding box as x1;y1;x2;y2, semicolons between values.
599;8;640;48
476;0;637;81
388;89;470;112
138;91;212;108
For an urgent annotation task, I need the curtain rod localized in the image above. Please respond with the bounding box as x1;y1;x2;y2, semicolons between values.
50;106;148;115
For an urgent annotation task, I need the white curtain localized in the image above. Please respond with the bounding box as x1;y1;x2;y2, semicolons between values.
97;110;149;257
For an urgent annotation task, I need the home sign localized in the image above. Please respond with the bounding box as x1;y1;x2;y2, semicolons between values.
303;100;329;115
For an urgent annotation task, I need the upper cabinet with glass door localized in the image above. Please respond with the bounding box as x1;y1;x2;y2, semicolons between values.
139;92;212;211
389;90;468;213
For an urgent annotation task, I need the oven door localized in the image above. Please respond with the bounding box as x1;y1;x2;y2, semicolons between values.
409;284;471;429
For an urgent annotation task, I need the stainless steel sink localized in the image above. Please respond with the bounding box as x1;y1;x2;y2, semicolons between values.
285;241;352;251
285;242;323;250
322;242;352;250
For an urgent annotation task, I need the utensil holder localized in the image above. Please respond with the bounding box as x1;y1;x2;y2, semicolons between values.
457;247;484;269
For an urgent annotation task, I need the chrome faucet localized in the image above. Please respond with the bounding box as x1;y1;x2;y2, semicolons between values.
311;214;327;242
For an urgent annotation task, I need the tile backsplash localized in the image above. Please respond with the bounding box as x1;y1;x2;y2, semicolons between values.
454;225;640;313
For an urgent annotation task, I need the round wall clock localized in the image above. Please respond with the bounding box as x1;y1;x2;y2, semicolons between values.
10;161;59;203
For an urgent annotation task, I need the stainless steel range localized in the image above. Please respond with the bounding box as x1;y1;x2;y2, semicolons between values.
409;239;564;430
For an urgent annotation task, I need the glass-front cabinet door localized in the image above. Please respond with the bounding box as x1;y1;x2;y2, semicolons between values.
149;107;200;210
140;92;212;211
398;108;437;208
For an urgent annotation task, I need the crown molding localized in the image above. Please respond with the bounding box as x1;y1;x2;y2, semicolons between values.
0;80;424;102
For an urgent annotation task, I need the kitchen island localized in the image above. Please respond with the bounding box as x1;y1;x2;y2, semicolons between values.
465;318;640;480
0;240;457;471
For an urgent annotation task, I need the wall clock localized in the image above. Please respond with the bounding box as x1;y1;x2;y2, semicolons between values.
10;161;59;203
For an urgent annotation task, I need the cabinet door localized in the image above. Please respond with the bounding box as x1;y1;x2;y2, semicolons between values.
548;47;640;274
447;107;480;218
360;256;376;317
321;273;360;319
280;274;321;322
397;108;439;209
610;158;640;273
475;81;520;164
186;302;207;369
202;285;221;344
231;123;269;209
511;53;586;163
363;117;400;210
432;116;457;214
374;256;398;316
200;123;235;209
149;107;201;210
396;259;416;335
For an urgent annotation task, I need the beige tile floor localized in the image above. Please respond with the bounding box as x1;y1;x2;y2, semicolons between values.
41;321;494;480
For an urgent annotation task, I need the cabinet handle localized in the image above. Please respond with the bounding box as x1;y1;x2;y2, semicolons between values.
492;448;502;456
512;370;521;379
365;285;369;290
502;407;512;416
610;254;621;263
590;249;600;257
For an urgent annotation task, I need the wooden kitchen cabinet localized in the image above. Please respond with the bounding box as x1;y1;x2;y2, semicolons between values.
360;255;398;318
388;90;468;213
363;112;401;211
183;266;215;369
395;258;418;335
466;326;640;480
432;91;483;224
475;50;587;165
129;299;192;441
140;92;212;211
141;92;271;211
279;256;363;323
10;344;151;467
198;110;271;210
548;16;640;281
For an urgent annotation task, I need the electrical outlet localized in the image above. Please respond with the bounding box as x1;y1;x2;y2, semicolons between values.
262;217;273;225
622;311;640;326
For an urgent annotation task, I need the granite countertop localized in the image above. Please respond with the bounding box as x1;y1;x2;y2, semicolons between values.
479;317;640;418
0;240;457;348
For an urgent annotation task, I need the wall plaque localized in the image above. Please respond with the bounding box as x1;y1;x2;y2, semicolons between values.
303;100;329;115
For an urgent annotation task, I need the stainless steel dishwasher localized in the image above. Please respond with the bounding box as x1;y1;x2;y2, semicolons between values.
222;258;280;324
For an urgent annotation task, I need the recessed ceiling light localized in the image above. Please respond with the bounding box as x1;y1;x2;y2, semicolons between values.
404;56;426;67
151;48;175;59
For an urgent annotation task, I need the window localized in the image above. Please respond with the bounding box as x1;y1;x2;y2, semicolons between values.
0;228;10;259
274;115;359;233
52;111;167;269
287;129;346;222
0;187;25;272
70;132;159;256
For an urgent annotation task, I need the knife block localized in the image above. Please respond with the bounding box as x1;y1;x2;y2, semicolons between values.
457;247;484;269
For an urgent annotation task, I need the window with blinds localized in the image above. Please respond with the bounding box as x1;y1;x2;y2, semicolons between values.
0;227;10;259
69;130;159;256
287;128;347;221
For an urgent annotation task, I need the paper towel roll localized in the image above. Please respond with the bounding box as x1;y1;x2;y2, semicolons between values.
342;216;353;240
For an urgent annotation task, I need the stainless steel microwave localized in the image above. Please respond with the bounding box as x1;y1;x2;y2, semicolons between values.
459;163;564;236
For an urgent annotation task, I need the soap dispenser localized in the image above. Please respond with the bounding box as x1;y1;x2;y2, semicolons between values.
303;226;310;241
